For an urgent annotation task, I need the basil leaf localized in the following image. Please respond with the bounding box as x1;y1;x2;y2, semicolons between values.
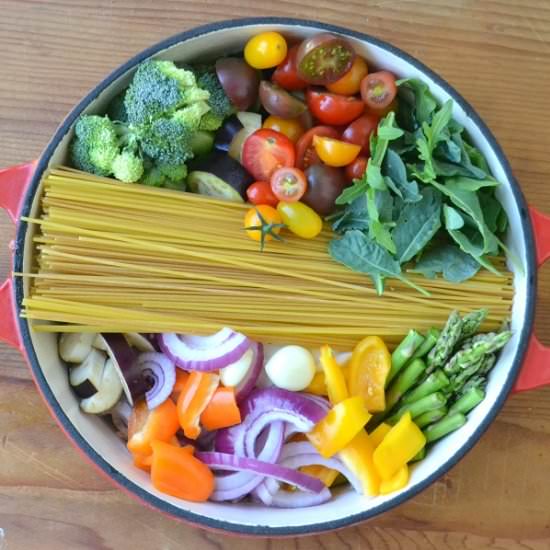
392;187;442;263
383;148;422;203
411;244;481;283
443;205;465;230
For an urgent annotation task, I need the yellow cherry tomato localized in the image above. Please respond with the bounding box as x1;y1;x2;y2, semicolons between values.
263;115;305;143
313;135;361;167
327;57;369;96
277;201;322;239
244;32;288;69
243;205;283;246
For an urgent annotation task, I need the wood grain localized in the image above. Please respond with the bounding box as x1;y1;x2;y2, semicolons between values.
1;1;550;548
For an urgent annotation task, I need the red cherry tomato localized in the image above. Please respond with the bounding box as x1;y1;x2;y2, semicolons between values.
306;89;365;126
242;129;296;182
270;167;307;202
360;71;397;112
342;113;379;156
246;181;279;207
272;45;308;91
295;125;340;170
345;156;368;181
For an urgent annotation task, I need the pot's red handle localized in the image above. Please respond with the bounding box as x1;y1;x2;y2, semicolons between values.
0;161;37;352
513;207;550;392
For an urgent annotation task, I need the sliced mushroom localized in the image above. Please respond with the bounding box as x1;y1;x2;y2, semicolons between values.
59;332;97;363
69;348;107;398
80;358;123;414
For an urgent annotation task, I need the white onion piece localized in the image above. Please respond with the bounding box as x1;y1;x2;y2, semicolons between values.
265;346;316;391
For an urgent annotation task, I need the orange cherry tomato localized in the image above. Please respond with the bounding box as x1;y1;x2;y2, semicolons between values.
243;205;284;245
327;57;368;96
200;387;241;431
151;440;214;502
270;167;307;202
177;371;219;440
127;399;180;457
263;115;305;143
313;136;361;167
345;156;368;181
246;181;279;207
360;71;397;112
306;89;365;126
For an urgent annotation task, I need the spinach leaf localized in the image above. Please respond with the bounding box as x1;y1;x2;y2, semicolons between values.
392;187;442;263
443;204;465;230
367;187;396;253
433;132;488;180
396;78;438;125
446;175;499;192
478;192;502;233
411;243;480;282
383;148;422;203
329;195;369;234
447;226;501;275
462;140;490;173
335;177;369;205
329;230;428;295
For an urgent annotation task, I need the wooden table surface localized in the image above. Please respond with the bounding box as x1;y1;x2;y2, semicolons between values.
1;1;550;548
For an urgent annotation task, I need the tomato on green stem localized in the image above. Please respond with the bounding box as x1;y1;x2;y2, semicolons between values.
246;181;279;207
270;167;307;202
342;113;379;156
306;89;365;126
295;125;340;170
360;71;397;112
272;44;308;91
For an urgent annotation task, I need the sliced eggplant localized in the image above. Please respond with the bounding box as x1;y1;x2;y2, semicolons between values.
188;151;253;201
80;359;123;414
59;332;97;363
124;332;156;352
214;115;244;151
69;348;107;398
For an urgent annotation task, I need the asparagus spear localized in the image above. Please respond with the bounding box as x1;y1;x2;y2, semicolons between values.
414;406;448;429
402;370;450;404
423;413;466;443
386;392;447;425
427;310;463;371
461;308;488;338
411;328;440;361
448;387;485;415
387;330;425;387
410;447;426;462
385;358;427;412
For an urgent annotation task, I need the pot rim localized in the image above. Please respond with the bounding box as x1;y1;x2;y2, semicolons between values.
13;16;537;536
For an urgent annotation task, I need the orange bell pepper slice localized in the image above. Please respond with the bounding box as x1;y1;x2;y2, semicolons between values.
127;398;180;457
132;435;182;472
200;386;241;431
171;369;189;402
150;440;214;502
177;371;219;439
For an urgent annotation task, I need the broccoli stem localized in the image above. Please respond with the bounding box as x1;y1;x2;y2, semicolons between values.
387;392;447;425
414;406;448;429
423;413;467;443
385;358;427;412
448;387;485;416
386;330;425;387
402;370;449;404
410;447;426;462
411;328;441;361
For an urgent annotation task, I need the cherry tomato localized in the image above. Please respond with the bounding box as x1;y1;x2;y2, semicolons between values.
270;167;307;202
244;32;288;69
272;45;308;91
342;113;379;156
296;33;356;85
375;98;399;117
244;205;283;243
295;125;340;170
345;156;368;181
306;89;365;126
277;201;322;239
313;136;361;167
242;129;296;182
327;56;368;96
246;181;279;207
360;71;397;111
263;115;305;143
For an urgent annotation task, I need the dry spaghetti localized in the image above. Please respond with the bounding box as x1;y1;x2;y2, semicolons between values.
18;167;514;348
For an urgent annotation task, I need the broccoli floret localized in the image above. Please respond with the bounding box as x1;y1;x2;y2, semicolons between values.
196;68;235;121
70;115;121;176
172;101;211;132
139;117;194;165
198;111;224;131
158;162;187;183
111;150;144;183
140;160;187;188
124;60;209;124
107;92;129;123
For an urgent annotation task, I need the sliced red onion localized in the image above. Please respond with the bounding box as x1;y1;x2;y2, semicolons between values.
196;452;325;494
266;487;332;508
133;352;176;410
234;342;264;402
158;328;250;371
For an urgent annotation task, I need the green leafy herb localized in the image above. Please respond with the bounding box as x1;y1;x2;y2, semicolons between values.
443;205;465;230
396;78;438;125
411;244;481;282
382;148;422;203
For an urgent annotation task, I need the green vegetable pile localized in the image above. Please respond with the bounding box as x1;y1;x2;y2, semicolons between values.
372;308;511;449
329;79;511;294
70;60;233;188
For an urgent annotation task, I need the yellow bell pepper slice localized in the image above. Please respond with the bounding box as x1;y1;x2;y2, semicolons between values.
307;395;371;458
369;422;392;448
320;344;348;405
348;336;391;411
300;465;340;487
380;464;409;495
305;371;328;396
373;412;426;481
338;430;380;496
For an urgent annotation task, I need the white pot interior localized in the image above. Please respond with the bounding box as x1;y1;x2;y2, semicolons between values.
22;22;529;531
